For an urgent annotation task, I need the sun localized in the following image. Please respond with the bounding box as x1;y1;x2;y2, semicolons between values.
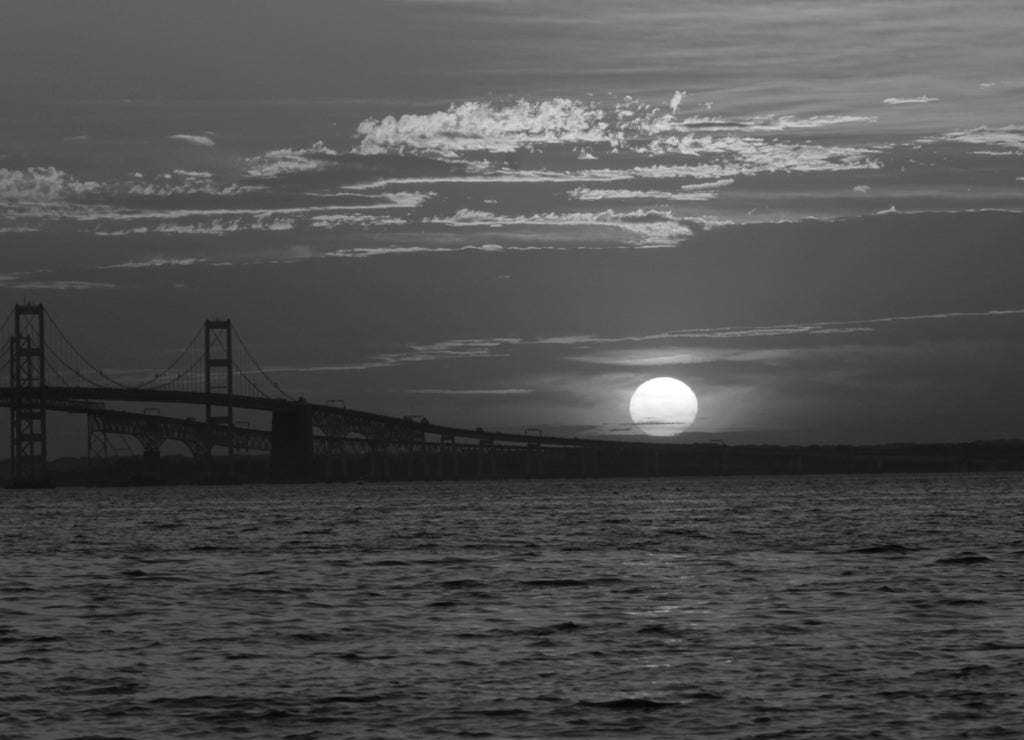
629;377;699;437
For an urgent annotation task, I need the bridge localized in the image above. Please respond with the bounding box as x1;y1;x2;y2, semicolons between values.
4;303;1020;487
0;302;724;487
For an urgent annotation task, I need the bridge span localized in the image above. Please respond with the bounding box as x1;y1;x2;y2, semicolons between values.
1;302;729;486
5;304;1018;487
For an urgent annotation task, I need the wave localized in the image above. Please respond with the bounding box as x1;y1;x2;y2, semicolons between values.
579;697;679;710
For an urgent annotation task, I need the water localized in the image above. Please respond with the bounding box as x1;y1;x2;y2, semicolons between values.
3;473;1024;738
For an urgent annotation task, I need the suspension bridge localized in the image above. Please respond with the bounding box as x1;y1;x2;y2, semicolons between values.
3;303;1020;488
0;302;721;487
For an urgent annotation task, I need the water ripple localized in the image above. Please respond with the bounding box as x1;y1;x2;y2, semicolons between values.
2;474;1024;738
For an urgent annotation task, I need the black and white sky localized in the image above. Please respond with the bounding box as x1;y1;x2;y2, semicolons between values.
2;0;1023;448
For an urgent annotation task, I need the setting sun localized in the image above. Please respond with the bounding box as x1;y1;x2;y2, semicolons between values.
628;377;699;436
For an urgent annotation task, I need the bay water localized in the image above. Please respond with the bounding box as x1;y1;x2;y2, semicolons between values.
3;473;1024;738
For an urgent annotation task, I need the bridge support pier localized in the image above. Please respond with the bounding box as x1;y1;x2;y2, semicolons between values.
141;449;161;481
527;444;543;478
204;320;235;480
328;438;348;481
8;304;50;488
477;439;495;478
271;405;315;482
369;440;390;480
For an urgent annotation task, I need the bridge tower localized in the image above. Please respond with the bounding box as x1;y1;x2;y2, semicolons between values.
8;304;50;487
204;319;235;473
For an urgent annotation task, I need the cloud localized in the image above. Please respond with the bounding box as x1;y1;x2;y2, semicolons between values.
100;257;203;269
151;216;295;235
325;243;543;258
1;280;117;290
656;135;881;173
568;347;797;367
742;115;877;131
311;213;407;230
669;90;686;115
327;308;1024;373
125;170;250;197
322;336;525;372
3;92;1011;254
927;126;1024;151
593;309;1024;347
883;96;939;105
355;98;610;156
344;167;630;192
427;207;693;246
169;134;216;147
569;187;720;202
345;137;876;193
406;388;534;395
354;96;879;163
246;140;339;178
0;166;101;203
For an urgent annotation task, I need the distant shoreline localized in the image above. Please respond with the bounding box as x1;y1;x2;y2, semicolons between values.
5;439;1023;489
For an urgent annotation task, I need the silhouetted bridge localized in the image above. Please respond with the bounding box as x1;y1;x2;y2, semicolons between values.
0;303;710;486
3;304;1021;487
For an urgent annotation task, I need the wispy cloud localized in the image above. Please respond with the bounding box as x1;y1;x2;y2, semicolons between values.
169;134;216;147
567;347;796;367
1;280;117;290
246;140;338;177
0;166;101;203
354;97;879;160
426;207;693;246
324;307;1024;372
264;337;523;374
926;126;1024;151
568;186;721;202
883;96;939;105
125;170;249;197
100;257;204;270
406;388;534;395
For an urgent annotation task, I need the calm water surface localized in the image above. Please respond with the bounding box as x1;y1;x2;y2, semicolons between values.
3;474;1024;738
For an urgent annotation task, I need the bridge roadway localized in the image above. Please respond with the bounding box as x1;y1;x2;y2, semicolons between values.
1;385;676;481
0;385;622;449
6;387;1018;481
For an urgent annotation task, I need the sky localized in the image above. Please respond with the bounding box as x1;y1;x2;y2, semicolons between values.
2;0;1023;453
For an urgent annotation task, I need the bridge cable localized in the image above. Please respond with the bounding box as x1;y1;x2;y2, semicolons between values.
135;325;205;391
42;309;134;388
232;326;298;401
